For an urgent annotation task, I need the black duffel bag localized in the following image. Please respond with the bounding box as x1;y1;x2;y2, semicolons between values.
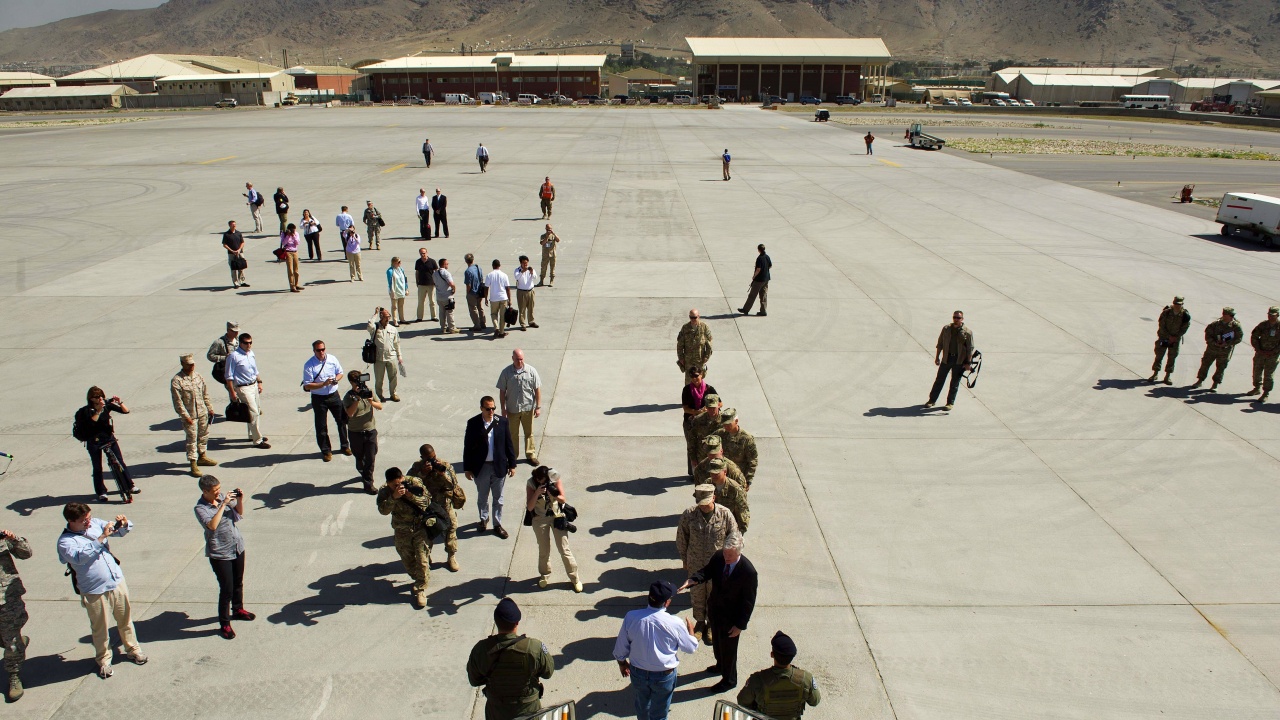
223;402;251;423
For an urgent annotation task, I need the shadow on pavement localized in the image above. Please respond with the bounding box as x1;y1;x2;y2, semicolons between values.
15;654;91;689
1093;378;1150;391
863;405;933;417
220;453;310;470
132;610;221;641
253;479;363;510
179;286;234;293
268;561;405;626
148;418;185;432
596;540;680;564
558;636;616;668
603;403;680;415
6;494;84;516
426;576;508;617
585;476;685;496
1192;233;1275;252
590;514;679;537
575;687;633;719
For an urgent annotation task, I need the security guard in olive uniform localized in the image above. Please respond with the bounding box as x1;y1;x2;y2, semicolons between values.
1247;306;1280;402
707;457;750;533
467;597;555;720
376;467;432;608
676;309;714;383
1150;296;1191;385
715;408;759;487
408;443;461;572
693;434;748;488
1191;307;1244;391
738;631;822;720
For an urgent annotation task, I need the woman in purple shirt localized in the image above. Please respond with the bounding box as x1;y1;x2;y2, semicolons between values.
279;223;303;292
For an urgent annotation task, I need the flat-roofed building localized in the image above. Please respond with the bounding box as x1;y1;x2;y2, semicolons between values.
686;36;892;102
360;54;607;101
1258;89;1280;118
0;84;136;111
285;65;361;95
0;71;56;94
156;72;294;96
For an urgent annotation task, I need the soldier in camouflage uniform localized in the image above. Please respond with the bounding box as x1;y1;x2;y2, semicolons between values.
676;309;714;383
707;457;750;532
687;394;723;471
376;467;432;608
1150;296;1191;385
467;597;555;720
676;484;741;645
738;631;822;720
694;434;748;488
715;408;759;487
171;353;218;478
408;444;460;572
1191;307;1244;391
1247;306;1280;402
1;528;32;702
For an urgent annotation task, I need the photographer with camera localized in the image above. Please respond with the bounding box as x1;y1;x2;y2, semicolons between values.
376;468;433;608
408;444;461;572
194;476;254;640
524;466;581;593
73;386;140;502
344;370;383;495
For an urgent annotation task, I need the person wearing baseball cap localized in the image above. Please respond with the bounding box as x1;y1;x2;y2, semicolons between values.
737;631;822;719
467;597;555;720
1247;306;1280;402
612;578;700;719
1191;307;1243;392
207;322;241;402
171;353;218;477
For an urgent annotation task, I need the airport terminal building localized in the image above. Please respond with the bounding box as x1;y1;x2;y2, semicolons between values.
360;54;606;101
687;37;892;102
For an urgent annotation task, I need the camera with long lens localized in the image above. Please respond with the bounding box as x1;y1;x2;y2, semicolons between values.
353;372;373;399
403;483;424;497
553;514;577;533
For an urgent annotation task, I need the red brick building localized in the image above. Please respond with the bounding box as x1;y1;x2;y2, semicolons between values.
687;37;892;103
286;65;361;95
360;54;606;102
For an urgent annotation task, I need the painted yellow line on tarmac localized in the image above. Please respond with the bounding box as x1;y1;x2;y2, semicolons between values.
385;124;400;128
778;126;788;130
382;163;407;173
198;155;236;165
497;126;507;131
877;158;901;167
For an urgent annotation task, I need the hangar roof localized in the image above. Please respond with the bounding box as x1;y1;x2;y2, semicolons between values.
686;37;891;64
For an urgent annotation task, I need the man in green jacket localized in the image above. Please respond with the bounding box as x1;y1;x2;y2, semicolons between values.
467;597;555;720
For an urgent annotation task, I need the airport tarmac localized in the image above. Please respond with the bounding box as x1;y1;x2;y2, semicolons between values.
1;103;1279;719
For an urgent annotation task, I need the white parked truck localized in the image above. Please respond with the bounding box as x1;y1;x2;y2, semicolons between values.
1216;192;1280;248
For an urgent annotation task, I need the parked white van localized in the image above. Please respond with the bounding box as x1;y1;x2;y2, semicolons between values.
444;93;473;104
517;93;542;104
478;91;506;104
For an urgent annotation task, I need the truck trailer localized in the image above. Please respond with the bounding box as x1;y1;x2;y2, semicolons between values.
1216;192;1280;248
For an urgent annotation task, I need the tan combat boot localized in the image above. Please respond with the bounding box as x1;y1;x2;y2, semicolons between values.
189;461;203;477
197;453;218;466
7;673;21;702
447;554;459;572
412;588;426;608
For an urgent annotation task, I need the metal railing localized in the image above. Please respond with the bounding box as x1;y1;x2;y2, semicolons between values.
515;700;575;720
712;700;774;720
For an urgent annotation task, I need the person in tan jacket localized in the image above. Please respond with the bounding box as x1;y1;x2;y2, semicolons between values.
926;310;974;410
171;354;218;477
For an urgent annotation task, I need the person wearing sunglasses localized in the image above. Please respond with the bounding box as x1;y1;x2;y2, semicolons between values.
926;311;975;411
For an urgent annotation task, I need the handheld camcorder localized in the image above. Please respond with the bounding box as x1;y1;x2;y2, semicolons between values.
353;372;373;399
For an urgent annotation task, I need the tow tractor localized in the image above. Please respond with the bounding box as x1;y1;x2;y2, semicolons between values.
906;122;945;150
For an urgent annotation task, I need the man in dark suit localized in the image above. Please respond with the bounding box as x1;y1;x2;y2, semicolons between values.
431;188;449;239
463;395;517;539
679;536;757;693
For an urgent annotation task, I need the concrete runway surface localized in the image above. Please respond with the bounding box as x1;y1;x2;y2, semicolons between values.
1;104;1279;719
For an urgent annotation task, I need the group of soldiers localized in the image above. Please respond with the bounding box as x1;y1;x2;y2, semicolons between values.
1150;297;1280;401
376;445;464;609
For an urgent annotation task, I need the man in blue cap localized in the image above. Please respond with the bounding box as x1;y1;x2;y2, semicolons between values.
737;631;822;719
613;579;700;720
467;597;554;720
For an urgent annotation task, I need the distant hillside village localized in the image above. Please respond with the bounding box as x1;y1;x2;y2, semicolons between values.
1;40;1278;117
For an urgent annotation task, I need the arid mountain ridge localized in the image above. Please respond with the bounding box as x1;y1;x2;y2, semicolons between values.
1;0;1277;70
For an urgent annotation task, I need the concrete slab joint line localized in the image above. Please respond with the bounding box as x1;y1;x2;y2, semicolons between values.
1;105;1279;719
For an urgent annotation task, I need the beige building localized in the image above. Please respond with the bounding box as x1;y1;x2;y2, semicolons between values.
59;54;284;92
156;72;294;96
0;71;55;94
1259;90;1280;118
0;84;137;111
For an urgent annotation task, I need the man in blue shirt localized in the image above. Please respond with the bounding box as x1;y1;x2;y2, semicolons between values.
463;253;487;332
613;579;700;720
242;182;263;232
223;333;270;449
301;340;349;462
739;244;771;317
57;503;147;679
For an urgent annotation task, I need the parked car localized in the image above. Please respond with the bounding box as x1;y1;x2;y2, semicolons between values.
942;98;958;106
767;95;787;105
799;95;822;105
1021;99;1036;107
959;98;973;106
614;94;631;101
834;95;862;105
214;98;237;108
1007;99;1023;106
990;99;1007;106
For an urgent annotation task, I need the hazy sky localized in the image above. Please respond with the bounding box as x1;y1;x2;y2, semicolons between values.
0;0;166;32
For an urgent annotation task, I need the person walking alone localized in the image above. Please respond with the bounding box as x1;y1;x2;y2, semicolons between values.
387;257;409;326
421;138;434;168
538;176;556;218
279;223;303;292
171;354;218;477
925;310;975;411
864;131;875;155
739;244;771;317
722;149;731;180
476;143;490;172
194;476;254;640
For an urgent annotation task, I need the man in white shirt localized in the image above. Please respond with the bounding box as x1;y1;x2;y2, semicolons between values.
335;206;355;239
613;580;699;719
301;340;348;462
415;189;431;239
514;255;539;330
434;258;459;334
485;259;512;338
476;143;490;172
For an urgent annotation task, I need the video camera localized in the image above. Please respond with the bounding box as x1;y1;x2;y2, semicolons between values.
353;372;373;399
